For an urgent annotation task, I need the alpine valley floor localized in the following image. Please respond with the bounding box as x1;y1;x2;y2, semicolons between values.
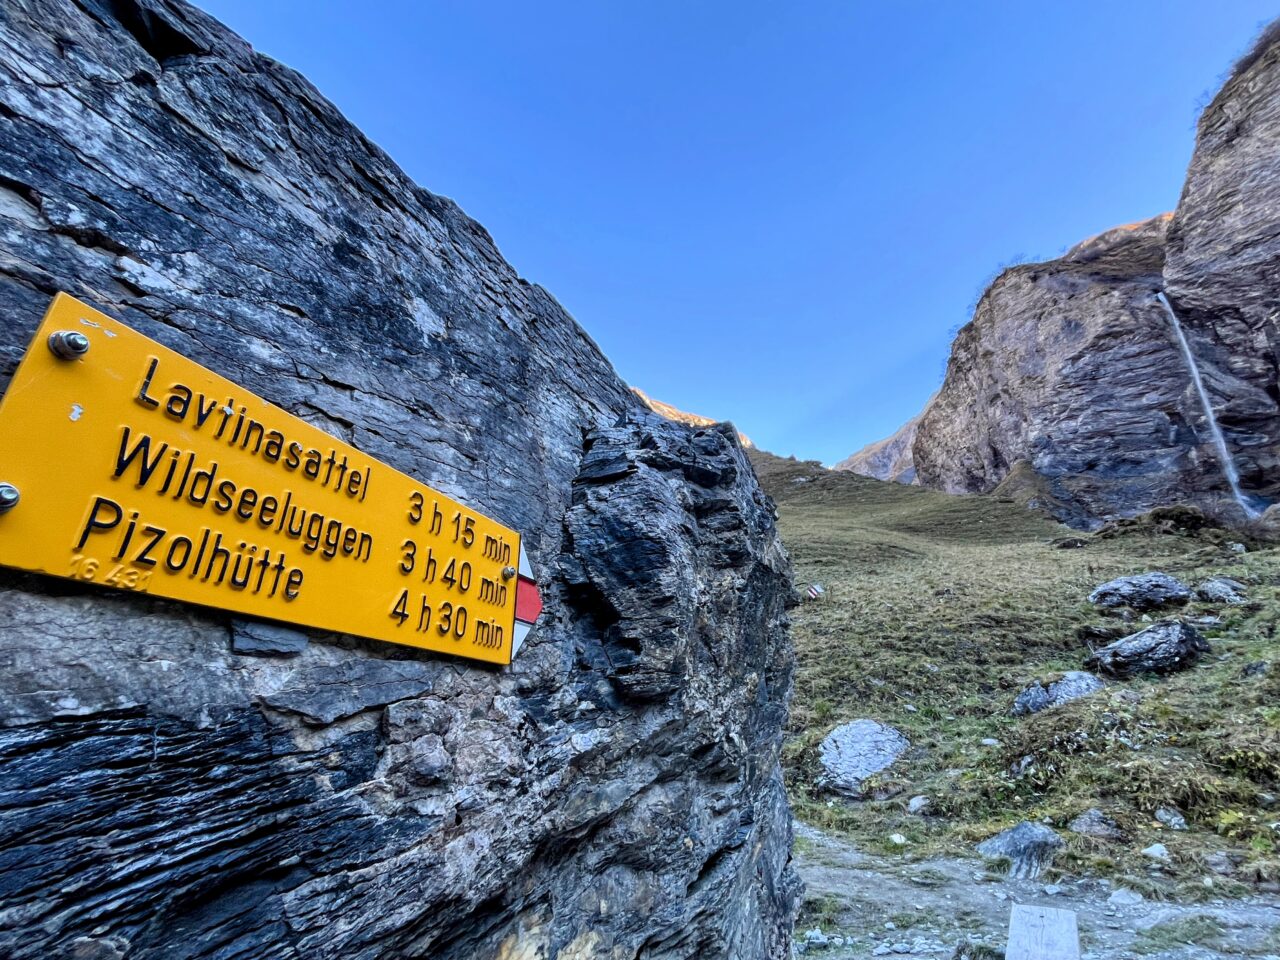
750;450;1280;958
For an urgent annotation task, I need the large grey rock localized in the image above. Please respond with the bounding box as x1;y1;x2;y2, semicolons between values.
1088;572;1190;611
1011;671;1105;716
975;822;1064;879
1085;620;1210;678
0;2;798;958
818;719;909;797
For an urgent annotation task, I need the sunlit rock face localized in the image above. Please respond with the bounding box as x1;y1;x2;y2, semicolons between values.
0;2;797;957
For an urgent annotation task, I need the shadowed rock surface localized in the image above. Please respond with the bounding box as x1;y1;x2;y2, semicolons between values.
0;2;797;958
1085;620;1210;678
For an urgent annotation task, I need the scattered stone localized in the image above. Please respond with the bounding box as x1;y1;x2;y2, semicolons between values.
229;619;311;656
891;943;912;954
1141;843;1169;861
1043;883;1063;896
1084;620;1209;677
886;922;897;930
1228;542;1247;554
1154;807;1188;831
1010;755;1037;778
1011;671;1105;716
818;719;909;797
1106;888;1143;907
889;833;908;846
804;928;830;946
1194;576;1248;604
980;738;1001;748
1244;660;1271;678
1068;808;1125;841
1204;851;1238;875
907;795;932;815
1087;572;1190;611
874;946;892;957
976;822;1064;879
1052;537;1088;549
904;703;919;713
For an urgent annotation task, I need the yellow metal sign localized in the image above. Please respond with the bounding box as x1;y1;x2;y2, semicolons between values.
0;294;521;664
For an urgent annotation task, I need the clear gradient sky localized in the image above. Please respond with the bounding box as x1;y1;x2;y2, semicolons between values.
199;1;1277;465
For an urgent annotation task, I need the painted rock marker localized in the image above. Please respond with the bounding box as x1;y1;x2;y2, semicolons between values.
0;293;539;665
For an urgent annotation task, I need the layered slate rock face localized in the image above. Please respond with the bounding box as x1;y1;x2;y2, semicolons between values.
868;20;1280;528
0;2;797;958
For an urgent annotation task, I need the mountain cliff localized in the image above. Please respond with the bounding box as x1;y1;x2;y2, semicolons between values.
835;407;925;482
0;2;797;957
851;22;1280;528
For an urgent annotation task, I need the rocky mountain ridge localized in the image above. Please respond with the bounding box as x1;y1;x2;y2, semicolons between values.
0;2;797;957
632;387;754;448
834;407;924;483
841;23;1280;528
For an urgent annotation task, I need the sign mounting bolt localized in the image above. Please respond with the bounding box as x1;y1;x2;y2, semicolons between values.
0;483;19;513
502;565;516;581
48;330;91;360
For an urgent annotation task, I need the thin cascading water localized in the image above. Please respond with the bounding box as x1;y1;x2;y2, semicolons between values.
1155;291;1259;519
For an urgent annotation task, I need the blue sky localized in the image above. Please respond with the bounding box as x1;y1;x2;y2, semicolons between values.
200;1;1276;464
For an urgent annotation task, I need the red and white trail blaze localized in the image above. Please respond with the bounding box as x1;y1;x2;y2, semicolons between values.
511;543;542;659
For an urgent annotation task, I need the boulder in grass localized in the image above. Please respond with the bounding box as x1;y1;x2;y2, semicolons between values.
1085;620;1209;677
818;719;909;797
1193;576;1247;605
976;822;1064;879
1011;671;1105;716
1088;572;1190;611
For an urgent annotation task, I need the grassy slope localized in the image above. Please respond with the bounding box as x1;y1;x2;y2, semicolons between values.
751;449;1280;900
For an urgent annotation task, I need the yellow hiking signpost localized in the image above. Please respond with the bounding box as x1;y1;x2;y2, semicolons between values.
0;293;524;664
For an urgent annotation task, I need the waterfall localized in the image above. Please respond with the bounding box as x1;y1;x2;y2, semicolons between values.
1155;291;1259;519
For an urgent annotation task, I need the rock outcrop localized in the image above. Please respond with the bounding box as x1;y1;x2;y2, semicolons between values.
860;19;1280;528
0;2;797;958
